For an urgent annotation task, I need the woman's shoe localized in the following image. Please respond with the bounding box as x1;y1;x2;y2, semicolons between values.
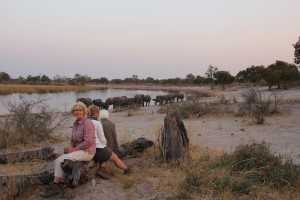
96;167;110;179
124;167;133;175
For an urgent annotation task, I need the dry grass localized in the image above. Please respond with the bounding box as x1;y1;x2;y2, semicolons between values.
0;84;109;95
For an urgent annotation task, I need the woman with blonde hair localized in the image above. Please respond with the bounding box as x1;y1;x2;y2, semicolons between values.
40;102;96;198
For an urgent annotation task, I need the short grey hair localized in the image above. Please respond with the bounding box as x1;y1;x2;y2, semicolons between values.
99;110;109;119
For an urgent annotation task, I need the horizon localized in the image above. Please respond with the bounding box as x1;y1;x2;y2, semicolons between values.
1;1;300;80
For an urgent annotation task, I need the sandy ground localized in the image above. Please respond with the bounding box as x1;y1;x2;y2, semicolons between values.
2;85;300;199
65;86;300;199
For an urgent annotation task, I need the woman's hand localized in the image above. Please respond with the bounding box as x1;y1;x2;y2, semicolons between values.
64;146;77;153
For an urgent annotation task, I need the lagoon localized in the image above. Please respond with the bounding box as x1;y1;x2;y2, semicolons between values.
0;88;185;115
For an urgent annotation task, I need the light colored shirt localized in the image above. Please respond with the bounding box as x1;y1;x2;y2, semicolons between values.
90;118;107;148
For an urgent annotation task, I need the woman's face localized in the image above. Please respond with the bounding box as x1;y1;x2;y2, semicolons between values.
73;105;85;120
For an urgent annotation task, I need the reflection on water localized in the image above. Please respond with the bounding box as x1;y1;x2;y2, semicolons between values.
0;88;185;115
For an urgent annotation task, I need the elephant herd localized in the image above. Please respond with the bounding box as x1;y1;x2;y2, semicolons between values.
76;93;184;110
152;93;184;105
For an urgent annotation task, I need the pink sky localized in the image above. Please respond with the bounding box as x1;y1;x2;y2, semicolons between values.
1;0;300;79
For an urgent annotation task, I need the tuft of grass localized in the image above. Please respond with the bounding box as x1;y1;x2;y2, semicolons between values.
177;141;300;199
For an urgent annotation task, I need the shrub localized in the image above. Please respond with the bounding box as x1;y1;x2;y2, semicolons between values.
157;101;223;119
238;89;285;124
177;142;300;198
0;96;71;149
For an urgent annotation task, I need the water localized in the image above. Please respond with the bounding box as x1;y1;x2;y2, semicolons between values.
0;88;185;115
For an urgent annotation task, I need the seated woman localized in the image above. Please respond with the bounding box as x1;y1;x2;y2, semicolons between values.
99;109;119;152
88;105;132;179
39;102;96;198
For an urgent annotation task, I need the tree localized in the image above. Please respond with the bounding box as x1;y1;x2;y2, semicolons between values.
41;75;51;84
185;73;196;84
214;71;234;90
145;77;154;83
26;75;41;83
243;65;265;86
0;71;10;83
293;36;300;67
263;60;299;90
132;75;138;83
194;75;205;85
99;77;109;84
205;65;218;89
74;73;90;86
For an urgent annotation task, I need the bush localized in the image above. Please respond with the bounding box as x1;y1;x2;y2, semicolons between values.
0;96;71;149
238;89;285;124
213;142;300;188
178;142;300;198
157;101;225;119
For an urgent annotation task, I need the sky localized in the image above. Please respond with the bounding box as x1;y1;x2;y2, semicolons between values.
1;0;300;80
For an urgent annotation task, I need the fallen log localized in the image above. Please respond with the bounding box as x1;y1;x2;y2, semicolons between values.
114;137;154;159
0;170;53;198
161;110;189;162
59;137;154;187
0;146;56;164
0;137;154;197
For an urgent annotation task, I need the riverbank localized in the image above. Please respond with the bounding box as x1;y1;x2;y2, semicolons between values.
0;83;193;95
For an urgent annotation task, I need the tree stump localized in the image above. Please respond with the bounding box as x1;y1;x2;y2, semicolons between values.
161;111;189;162
62;159;97;188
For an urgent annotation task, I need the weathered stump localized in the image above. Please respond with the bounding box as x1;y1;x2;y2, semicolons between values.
161;111;189;162
61;159;97;188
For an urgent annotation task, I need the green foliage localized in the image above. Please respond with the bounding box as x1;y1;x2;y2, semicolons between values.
215;142;300;188
0;71;11;83
185;73;196;84
214;71;235;90
293;36;300;66
243;65;265;86
178;142;300;198
264;60;300;90
205;65;218;89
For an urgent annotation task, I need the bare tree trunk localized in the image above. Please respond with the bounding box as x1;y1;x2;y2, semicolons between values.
161;111;189;163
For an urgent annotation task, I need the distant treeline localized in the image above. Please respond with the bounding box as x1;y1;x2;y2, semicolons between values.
1;60;300;90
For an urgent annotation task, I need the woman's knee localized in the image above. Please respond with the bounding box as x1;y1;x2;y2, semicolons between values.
109;152;118;161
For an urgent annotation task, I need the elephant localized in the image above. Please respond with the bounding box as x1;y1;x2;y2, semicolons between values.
93;98;103;109
134;94;144;107
142;95;151;106
76;97;93;107
120;96;129;108
113;96;128;109
153;95;166;105
127;97;135;108
105;97;115;109
165;94;176;104
175;93;184;102
112;96;122;109
101;102;109;110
